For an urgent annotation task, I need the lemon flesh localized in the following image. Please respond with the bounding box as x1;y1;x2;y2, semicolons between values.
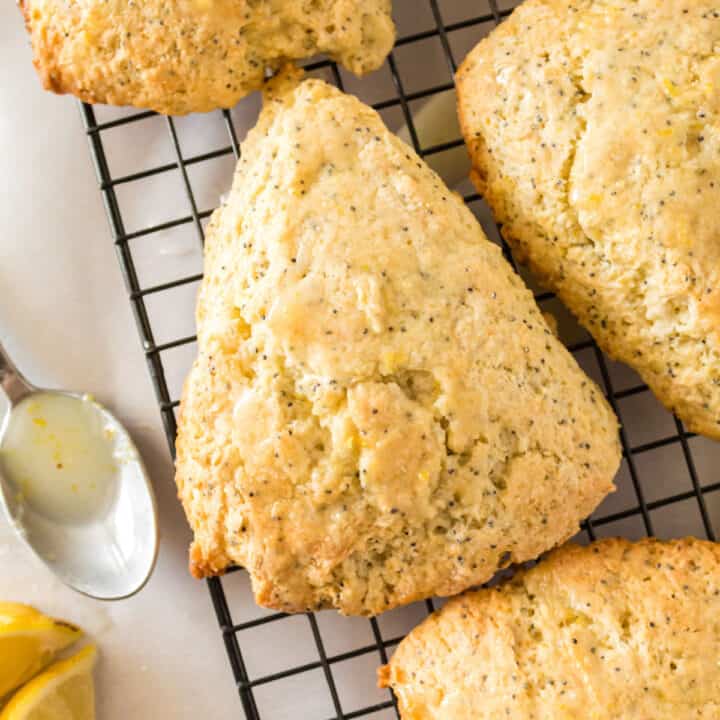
0;644;97;720
0;604;82;699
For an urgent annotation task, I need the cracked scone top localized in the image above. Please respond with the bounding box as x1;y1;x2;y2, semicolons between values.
380;538;720;719
457;0;720;439
20;0;394;115
175;70;620;615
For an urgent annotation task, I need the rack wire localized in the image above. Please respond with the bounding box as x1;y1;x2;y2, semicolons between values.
79;1;719;717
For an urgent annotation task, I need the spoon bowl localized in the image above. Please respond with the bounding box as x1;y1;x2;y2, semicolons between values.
0;343;158;600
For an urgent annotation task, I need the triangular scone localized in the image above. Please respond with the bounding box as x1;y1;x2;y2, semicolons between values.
175;69;620;615
457;0;720;439
380;538;720;719
20;0;394;115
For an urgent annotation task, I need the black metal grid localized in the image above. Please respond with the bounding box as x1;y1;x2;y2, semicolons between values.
78;1;719;718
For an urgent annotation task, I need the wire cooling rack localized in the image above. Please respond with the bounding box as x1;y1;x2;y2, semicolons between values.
79;1;719;717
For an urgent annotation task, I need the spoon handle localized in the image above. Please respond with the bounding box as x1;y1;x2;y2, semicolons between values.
0;341;34;406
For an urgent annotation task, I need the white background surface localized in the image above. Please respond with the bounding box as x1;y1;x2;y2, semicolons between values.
2;1;720;717
0;7;237;718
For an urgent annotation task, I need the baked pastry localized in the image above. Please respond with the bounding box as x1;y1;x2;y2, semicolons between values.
456;0;720;439
174;68;620;615
380;537;720;719
19;0;395;115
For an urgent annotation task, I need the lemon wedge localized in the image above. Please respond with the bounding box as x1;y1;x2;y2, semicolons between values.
0;644;97;720
0;603;83;699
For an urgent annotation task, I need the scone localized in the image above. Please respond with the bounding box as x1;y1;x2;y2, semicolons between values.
19;0;394;115
456;0;720;438
380;538;720;719
174;68;621;615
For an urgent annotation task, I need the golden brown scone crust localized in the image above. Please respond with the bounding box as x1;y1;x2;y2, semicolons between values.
381;537;720;719
21;0;394;115
457;0;720;439
174;69;620;615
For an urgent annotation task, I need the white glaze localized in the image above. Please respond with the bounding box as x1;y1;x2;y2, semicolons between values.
1;393;118;525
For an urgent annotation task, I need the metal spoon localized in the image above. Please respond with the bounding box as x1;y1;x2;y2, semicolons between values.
0;342;158;600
